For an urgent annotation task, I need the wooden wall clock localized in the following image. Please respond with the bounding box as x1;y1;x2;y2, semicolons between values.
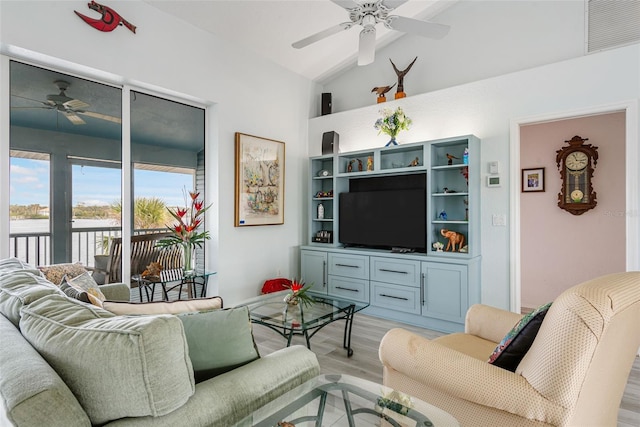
556;135;598;215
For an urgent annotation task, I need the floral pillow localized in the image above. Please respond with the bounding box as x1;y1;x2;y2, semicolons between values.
488;302;552;371
38;262;87;286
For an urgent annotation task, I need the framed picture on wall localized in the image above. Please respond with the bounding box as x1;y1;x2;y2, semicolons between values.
522;167;545;192
234;132;285;226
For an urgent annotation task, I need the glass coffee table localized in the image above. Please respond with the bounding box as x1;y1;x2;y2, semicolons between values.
238;292;369;357
234;374;459;427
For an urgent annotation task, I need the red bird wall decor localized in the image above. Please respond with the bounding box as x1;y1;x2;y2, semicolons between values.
75;1;136;34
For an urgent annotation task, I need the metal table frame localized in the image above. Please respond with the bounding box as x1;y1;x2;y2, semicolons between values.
131;269;213;302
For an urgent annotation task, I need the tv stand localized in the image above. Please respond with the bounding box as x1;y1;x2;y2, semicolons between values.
303;135;481;333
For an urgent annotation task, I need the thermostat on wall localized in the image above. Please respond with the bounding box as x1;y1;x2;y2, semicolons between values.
487;175;501;187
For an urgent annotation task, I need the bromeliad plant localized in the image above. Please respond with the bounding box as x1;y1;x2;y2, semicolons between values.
284;279;315;307
156;189;211;250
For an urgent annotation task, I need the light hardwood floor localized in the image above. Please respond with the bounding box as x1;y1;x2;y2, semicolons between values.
252;312;640;427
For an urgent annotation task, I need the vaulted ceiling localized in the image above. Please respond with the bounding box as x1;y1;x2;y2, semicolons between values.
145;0;455;82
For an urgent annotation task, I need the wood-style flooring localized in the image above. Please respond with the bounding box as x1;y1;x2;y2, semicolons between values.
128;287;639;425
251;312;640;427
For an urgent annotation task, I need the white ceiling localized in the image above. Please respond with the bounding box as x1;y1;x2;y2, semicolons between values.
145;0;455;82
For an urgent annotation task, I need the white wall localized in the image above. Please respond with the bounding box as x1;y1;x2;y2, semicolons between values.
322;0;585;113
0;1;320;304
309;45;640;309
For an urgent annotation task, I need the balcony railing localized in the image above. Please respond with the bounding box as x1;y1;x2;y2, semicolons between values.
9;227;166;267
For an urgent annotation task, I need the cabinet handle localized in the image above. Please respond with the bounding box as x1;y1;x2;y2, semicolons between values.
336;286;359;293
335;263;360;269
420;272;425;306
379;268;409;275
323;260;327;288
379;294;408;301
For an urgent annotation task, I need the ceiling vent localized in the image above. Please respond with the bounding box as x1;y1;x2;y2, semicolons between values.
587;0;640;53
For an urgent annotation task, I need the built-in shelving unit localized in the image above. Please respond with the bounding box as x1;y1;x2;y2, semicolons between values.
303;135;481;333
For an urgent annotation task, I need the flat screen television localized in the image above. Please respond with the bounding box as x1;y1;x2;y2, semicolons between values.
339;188;426;252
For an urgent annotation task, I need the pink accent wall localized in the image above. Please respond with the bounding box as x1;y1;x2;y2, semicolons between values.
520;112;626;308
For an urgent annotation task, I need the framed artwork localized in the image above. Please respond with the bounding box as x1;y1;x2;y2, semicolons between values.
234;133;285;226
522;167;545;192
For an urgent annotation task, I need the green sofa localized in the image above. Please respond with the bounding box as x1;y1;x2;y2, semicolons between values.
0;258;320;426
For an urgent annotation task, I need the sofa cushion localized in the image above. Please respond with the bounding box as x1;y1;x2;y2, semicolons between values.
488;302;552;371
0;271;62;326
102;296;223;315
38;262;87;286
0;314;91;427
19;294;195;425
0;257;38;274
178;306;260;383
59;280;93;305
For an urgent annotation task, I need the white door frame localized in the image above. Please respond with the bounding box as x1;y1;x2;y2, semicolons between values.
509;100;640;313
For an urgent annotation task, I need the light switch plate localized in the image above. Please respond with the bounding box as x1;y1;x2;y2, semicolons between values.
488;161;500;174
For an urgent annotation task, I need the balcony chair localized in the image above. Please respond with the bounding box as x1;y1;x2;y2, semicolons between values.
379;272;640;427
92;232;182;285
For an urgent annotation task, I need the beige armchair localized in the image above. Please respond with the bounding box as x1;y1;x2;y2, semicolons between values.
379;272;640;427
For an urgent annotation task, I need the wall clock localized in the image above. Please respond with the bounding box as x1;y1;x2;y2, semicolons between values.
556;135;598;215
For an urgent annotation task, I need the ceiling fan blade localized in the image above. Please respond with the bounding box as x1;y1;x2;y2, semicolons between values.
11;94;53;107
386;15;450;39
330;0;360;10
78;111;122;124
381;0;409;10
63;111;86;125
63;99;91;111
292;22;352;49
358;27;376;66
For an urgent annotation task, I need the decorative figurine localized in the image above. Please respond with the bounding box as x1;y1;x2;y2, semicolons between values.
347;159;355;172
432;242;444;252
367;156;374;171
75;1;137;33
446;153;459;165
371;84;396;103
409;157;420;167
357;159;363;171
440;229;465;252
438;210;448;220
390;56;417;99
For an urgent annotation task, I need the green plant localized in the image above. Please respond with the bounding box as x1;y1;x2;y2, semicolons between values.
374;106;412;138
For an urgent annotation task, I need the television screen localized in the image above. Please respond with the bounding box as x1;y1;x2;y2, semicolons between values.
339;189;426;252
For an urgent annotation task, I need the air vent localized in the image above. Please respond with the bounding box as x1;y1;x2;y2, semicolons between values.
588;0;640;52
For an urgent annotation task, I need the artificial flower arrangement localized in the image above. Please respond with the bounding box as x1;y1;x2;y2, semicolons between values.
374;106;412;146
156;189;211;272
284;279;315;307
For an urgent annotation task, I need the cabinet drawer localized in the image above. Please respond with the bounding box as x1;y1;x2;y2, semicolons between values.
328;253;369;279
328;276;369;303
370;257;421;287
371;282;421;315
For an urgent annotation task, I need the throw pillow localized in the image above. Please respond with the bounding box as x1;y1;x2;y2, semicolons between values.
488;302;552;371
59;280;93;305
19;294;195;425
102;296;223;315
261;278;292;294
38;262;87;286
178;306;260;383
65;271;106;303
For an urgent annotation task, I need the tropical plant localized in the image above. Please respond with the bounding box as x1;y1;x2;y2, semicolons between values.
156;189;211;249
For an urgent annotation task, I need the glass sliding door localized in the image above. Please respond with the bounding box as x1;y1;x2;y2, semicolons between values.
130;91;205;269
9;61;122;265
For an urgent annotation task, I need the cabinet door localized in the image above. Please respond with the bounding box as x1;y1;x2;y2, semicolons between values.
301;250;327;294
328;253;369;280
421;262;468;323
328;276;369;303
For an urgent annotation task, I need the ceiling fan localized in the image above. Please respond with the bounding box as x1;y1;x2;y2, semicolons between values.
11;80;122;126
292;0;450;66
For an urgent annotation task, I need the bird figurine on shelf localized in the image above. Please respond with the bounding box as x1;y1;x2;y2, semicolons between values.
371;84;396;103
446;153;459;165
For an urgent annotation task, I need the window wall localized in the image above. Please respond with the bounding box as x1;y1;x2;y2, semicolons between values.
8;61;206;278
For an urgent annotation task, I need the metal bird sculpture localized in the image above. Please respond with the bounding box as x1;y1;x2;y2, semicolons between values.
75;1;137;34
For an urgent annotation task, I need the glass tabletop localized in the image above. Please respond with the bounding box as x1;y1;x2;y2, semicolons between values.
234;374;459;427
241;292;369;331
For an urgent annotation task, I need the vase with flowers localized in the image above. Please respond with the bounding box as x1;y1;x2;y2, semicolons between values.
283;279;315;307
374;106;412;146
157;189;211;276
